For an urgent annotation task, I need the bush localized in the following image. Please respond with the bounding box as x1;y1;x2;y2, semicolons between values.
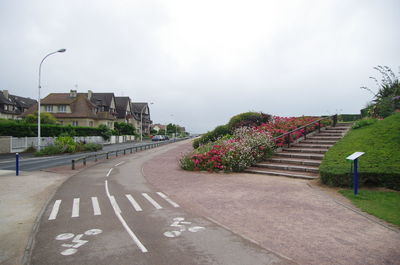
182;127;274;172
338;114;361;122
193;124;230;148
320;113;400;190
35;144;65;156
351;118;377;129
227;112;272;130
80;143;102;152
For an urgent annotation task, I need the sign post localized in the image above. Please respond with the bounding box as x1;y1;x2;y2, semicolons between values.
346;152;365;195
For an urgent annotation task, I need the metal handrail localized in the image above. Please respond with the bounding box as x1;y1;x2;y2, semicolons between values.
71;137;189;169
272;114;337;147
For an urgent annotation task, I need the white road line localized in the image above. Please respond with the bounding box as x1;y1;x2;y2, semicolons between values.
106;168;113;177
126;194;143;211
115;161;125;167
72;198;80;218
110;196;122;214
105;180;148;253
142;193;162;210
49;200;62;220
157;192;180;208
91;197;101;215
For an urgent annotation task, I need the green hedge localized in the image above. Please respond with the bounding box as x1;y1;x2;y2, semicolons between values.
320;113;400;190
338;114;361;122
0;120;107;138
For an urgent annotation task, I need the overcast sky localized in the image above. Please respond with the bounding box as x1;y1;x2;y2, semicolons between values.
1;0;399;133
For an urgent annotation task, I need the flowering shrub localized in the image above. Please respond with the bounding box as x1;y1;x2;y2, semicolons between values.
181;115;332;172
180;127;274;172
256;116;331;147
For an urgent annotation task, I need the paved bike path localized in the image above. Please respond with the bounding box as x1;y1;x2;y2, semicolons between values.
30;141;294;265
143;141;400;265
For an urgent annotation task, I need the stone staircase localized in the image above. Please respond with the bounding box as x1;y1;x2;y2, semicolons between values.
244;123;352;179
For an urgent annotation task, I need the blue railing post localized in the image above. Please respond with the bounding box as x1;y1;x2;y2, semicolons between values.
16;153;19;176
354;158;358;195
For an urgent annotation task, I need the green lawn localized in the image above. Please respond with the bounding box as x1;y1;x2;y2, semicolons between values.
320;113;400;190
339;189;400;226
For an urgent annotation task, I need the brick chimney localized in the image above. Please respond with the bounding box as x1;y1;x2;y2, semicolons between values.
3;90;9;99
88;90;93;100
69;89;77;98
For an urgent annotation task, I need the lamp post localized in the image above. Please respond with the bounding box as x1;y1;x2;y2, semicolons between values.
37;49;66;150
140;102;153;142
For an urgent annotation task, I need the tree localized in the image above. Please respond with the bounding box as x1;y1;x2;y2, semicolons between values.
113;122;136;135
24;111;57;124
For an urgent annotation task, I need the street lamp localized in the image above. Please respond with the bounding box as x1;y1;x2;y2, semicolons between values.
140;102;153;142
37;49;66;151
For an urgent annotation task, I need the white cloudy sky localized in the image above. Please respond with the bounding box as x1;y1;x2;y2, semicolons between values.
1;0;399;133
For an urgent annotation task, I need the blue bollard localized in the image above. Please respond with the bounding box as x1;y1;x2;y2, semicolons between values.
16;153;19;176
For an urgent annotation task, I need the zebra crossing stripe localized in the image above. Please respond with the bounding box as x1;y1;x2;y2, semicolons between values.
91;197;101;215
72;198;80;218
126;194;143;211
157;192;180;208
142;193;162;209
49;200;61;220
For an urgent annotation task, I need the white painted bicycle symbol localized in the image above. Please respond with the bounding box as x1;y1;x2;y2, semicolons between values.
55;228;102;256
163;217;205;238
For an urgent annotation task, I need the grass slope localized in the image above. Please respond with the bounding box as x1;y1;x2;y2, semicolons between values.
339;189;400;226
320;113;400;190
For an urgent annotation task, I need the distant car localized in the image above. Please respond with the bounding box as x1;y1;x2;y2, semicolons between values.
151;135;165;141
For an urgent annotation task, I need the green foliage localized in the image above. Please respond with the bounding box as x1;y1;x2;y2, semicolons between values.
227;112;272;130
97;124;112;140
338;114;361;122
193;124;230;148
78;143;102;152
339;189;400;226
362;66;400;118
55;136;77;153
193;112;272;148
35;144;64;156
320;113;400;190
351;118;377;129
24;111;57;124
114;122;136;135
35;136;102;156
0;120;110;139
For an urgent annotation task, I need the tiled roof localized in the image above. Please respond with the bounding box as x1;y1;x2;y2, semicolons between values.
115;97;131;119
90;93;114;107
132;102;148;113
9;95;36;109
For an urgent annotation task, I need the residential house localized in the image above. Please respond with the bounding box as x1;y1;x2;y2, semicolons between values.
21;90;117;128
151;124;166;133
115;97;134;125
0;90;36;119
131;102;152;135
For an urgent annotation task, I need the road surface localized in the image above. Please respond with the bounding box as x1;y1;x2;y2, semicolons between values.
29;141;293;265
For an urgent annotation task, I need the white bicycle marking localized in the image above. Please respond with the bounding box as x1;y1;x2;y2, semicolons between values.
163;217;205;238
55;229;102;255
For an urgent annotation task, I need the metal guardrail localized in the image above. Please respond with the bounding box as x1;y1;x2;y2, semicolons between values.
272;114;337;148
71;137;189;170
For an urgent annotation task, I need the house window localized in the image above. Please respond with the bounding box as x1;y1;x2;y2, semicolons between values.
72;121;78;126
45;105;53;112
89;121;94;127
58;105;66;112
107;121;113;128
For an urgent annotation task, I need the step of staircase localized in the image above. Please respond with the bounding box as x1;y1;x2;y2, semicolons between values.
301;139;336;144
248;123;352;180
307;136;342;141
269;157;321;166
291;143;333;148
244;168;318;179
282;148;328;154
254;162;319;173
275;152;324;160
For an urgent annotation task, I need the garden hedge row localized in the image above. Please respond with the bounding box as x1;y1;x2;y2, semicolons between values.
320;113;400;190
0;121;106;138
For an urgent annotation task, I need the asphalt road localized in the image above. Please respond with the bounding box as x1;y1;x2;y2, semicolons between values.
29;142;294;265
0;140;173;172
